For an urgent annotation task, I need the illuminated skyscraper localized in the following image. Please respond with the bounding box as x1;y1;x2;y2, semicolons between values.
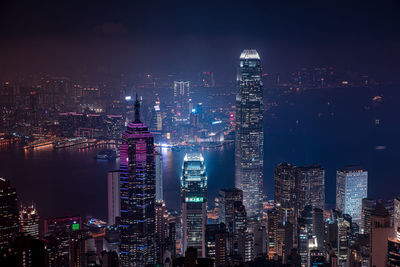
233;201;247;258
274;163;296;226
0;178;19;250
152;102;162;132
336;166;368;225
205;223;228;266
19;204;39;239
181;153;207;257
155;200;168;263
119;94;156;267
43;216;81;266
173;81;190;120
234;49;264;219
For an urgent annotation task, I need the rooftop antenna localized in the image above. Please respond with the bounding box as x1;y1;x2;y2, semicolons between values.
134;93;141;122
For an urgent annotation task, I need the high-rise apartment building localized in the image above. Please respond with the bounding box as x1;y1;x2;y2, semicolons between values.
205;223;228;266
232;201;247;259
0;178;19;250
181;153;207;258
336;166;368;225
43;216;81;266
370;202;391;267
155;200;168;264
388;227;400;266
234;49;264;219
119;95;156;266
361;198;376;235
19;204;39;239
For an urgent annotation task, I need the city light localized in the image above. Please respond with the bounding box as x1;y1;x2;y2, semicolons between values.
185;197;204;203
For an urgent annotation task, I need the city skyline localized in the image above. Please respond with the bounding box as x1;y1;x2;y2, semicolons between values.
0;1;399;266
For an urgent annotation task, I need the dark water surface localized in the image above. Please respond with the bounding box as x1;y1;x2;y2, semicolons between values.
1;86;399;221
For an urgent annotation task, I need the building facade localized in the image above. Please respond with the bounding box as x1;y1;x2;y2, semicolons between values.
181;153;207;257
155;152;163;202
336;166;368;225
295;165;325;216
234;49;264;219
274;163;296;226
19;205;39;239
107;170;120;226
218;188;243;232
119;95;156;266
0;178;19;250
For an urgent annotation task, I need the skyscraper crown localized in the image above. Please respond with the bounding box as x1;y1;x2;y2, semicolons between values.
240;49;260;60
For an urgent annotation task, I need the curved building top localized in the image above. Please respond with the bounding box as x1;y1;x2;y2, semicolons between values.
240;49;260;60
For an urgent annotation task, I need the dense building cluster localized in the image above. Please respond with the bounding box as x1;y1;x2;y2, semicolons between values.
0;50;396;267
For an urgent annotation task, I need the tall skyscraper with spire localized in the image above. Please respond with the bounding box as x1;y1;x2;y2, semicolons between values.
119;94;156;267
234;49;264;219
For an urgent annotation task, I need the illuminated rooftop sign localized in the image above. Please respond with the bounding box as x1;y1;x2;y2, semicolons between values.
72;222;80;231
185;197;204;203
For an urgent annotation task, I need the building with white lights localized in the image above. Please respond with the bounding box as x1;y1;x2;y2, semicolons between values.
336;166;368;225
19;204;39;239
234;49;264;219
181;153;207;257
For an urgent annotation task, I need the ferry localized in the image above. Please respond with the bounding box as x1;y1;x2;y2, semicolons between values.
96;148;119;160
53;137;88;149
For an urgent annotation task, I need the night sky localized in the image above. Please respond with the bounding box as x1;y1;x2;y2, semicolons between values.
0;0;399;79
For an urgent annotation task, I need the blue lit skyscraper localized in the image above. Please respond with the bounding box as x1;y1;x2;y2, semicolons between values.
336;166;368;225
234;49;264;219
181;153;207;257
119;95;156;267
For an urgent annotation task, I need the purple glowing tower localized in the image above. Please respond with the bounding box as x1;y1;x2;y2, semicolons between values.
119;94;156;266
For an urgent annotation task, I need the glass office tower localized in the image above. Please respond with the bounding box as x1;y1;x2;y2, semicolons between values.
181;153;207;257
296;165;325;217
234;49;264;219
336;166;368;225
119;95;156;267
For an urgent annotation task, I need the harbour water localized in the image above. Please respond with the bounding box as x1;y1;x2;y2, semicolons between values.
0;86;399;221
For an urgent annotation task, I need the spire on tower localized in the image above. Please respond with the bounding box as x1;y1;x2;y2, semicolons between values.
134;93;141;122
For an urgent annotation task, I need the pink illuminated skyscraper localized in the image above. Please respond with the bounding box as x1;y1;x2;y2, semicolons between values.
119;94;156;267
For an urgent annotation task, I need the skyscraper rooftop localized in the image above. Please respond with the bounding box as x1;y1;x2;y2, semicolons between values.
239;49;260;60
184;153;204;162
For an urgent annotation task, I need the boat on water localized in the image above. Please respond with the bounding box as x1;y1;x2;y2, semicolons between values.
54;137;88;149
96;148;119;160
